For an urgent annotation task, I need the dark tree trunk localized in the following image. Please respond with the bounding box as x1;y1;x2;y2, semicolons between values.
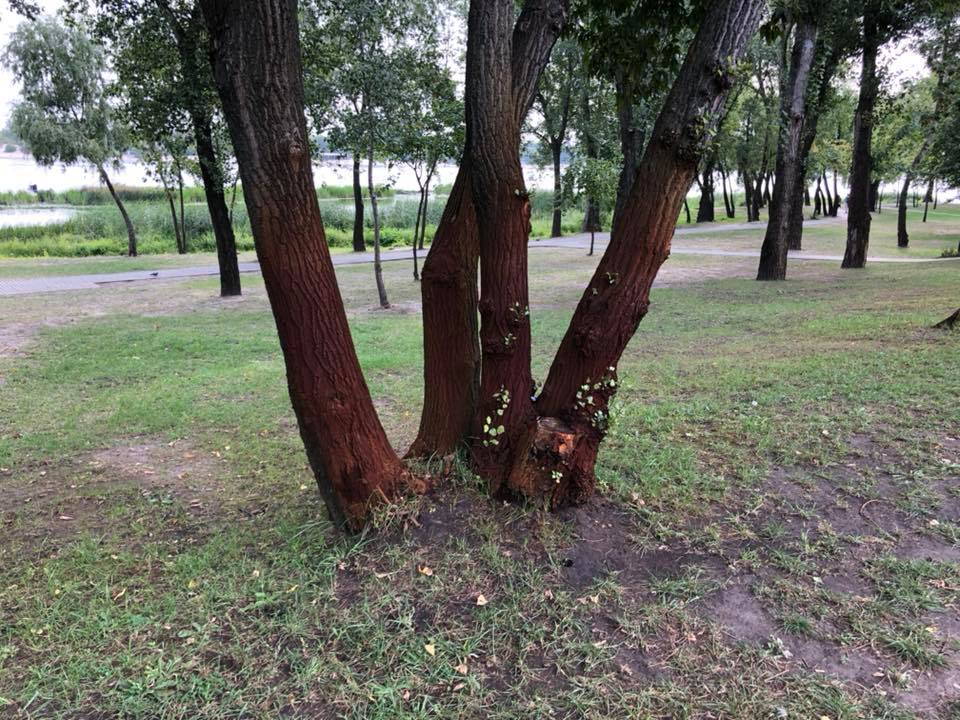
804;187;811;206
843;13;880;270
419;172;432;251
551;138;563;237
923;177;934;222
763;172;772;205
822;171;833;215
99;166;137;256
408;0;568;459
897;141;929;248
868;180;880;212
503;0;764;505
352;152;366;252
367;143;389;308
720;165;735;218
412;186;424;281
163;179;185;253
877;185;883;214
684;197;692;223
200;0;409;530
177;161;187;251
831;170;840;215
696;161;715;222
612;72;646;227
757;17;818;281
193;113;242;296
580;84;602;233
813;174;823;217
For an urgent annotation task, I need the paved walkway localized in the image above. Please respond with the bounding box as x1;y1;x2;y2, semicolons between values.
0;218;953;297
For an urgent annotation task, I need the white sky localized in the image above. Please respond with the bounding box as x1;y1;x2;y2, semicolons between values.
0;4;932;131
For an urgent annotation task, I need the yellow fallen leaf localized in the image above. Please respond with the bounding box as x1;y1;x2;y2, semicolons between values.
424;643;436;656
418;565;434;577
454;662;468;674
286;585;299;593
476;594;488;606
113;587;126;601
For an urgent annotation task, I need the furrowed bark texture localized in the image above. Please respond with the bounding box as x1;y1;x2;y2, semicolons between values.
508;0;765;506
757;18;818;281
844;12;879;269
409;0;568;458
201;0;405;530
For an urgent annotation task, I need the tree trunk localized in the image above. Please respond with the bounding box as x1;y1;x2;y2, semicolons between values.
813;174;823;217
551;138;563;237
877;184;883;214
352;152;366;252
613;71;646;227
367;143;389;308
177;161;187;251
696;162;715;222
720;165;735;218
580;84;601;233
99;166;137;257
200;0;410;531
192;112;242;295
843;13;880;270
413;185;424;281
757;17;817;281
464;0;538;486
684;197;692;223
897;141;929;248
822;171;833;214
419;172;432;250
503;0;764;506
408;0;568;459
923;177;933;222
163;178;185;253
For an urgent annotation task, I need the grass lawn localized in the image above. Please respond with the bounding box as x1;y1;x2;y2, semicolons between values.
0;225;958;718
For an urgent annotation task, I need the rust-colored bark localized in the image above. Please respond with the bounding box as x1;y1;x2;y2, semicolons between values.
409;0;568;459
201;0;407;530
502;0;765;506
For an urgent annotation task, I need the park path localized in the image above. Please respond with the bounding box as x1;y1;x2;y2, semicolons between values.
0;218;952;297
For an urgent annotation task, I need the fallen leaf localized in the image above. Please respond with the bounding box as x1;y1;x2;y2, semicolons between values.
57;515;73;521
476;594;488;606
454;662;468;674
418;565;434;577
424;643;436;656
113;588;126;601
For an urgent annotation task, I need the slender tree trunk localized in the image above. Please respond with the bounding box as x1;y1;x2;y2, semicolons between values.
822;171;833;214
923;177;933;222
831;170;839;215
813;174;823;217
877;185;883;214
163;178;185;253
413;185;424;281
177;162;187;251
193;113;242;295
352;152;366;252
420;170;433;250
684;197;692;223
897;141;929;248
757;17;817;281
720;165;735;218
99;166;137;257
201;0;408;530
368;143;389;308
502;0;764;505
843;12;880;269
551;138;563;237
580;83;601;233
408;0;568;459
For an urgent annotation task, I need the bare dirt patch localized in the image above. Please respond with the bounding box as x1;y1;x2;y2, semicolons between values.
0;437;231;556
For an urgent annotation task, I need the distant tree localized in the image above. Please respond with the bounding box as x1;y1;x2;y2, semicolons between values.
565;154;618;254
3;17;139;255
529;38;580;237
568;72;618;233
391;58;463;280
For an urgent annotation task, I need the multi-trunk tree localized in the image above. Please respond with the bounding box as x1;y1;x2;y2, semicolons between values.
200;0;765;529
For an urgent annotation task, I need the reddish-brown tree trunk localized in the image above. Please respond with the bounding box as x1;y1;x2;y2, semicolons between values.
501;0;765;505
408;0;568;459
200;0;407;530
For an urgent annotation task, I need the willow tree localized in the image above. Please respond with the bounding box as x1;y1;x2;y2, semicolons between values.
200;0;764;529
4;17;138;255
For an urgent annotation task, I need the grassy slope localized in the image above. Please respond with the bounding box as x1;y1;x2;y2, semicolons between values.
0;236;958;718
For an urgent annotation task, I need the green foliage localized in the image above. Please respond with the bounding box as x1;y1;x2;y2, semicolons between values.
3;16;128;172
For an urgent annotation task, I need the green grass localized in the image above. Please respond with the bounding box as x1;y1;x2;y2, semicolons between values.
1;229;959;718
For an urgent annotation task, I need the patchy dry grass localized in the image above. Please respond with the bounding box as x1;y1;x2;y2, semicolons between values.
0;219;958;718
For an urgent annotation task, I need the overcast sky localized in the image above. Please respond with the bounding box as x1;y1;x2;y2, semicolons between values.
0;5;934;132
